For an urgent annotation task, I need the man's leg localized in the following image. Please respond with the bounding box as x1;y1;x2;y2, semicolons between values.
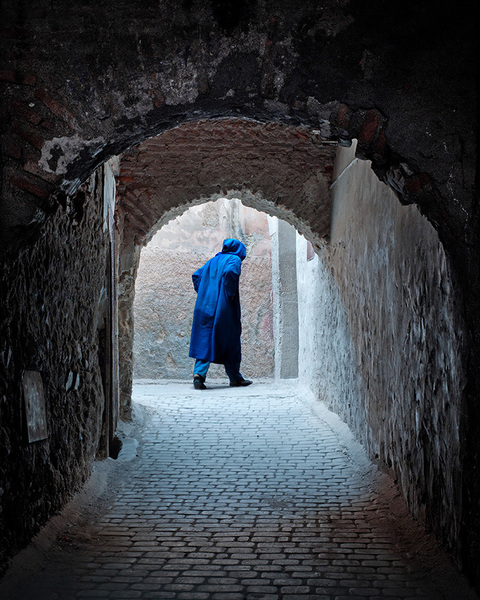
193;359;210;389
224;361;252;387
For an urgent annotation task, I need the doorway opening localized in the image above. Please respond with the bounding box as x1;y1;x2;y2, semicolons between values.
132;197;277;384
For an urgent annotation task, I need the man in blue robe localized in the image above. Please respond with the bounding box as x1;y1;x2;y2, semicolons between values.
189;238;253;390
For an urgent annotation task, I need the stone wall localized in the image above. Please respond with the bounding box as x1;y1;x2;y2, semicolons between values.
1;1;475;270
0;171;109;574
114;120;336;412
297;143;466;559
1;0;478;586
133;198;274;381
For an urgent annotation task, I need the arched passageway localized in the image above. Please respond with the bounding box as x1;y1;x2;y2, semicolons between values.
114;126;464;576
0;0;478;592
116;119;335;412
132;197;276;382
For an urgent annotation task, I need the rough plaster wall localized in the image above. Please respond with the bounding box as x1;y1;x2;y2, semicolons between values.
133;198;274;381
116;222;141;420
297;145;466;557
297;235;360;409
2;0;474;261
0;172;107;573
0;0;478;584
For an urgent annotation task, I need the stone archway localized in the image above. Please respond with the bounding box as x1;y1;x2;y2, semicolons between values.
1;0;478;588
1;1;475;267
111;119;468;579
114;118;337;417
131;197;277;382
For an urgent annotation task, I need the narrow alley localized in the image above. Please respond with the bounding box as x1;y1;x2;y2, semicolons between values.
2;0;479;594
0;381;476;600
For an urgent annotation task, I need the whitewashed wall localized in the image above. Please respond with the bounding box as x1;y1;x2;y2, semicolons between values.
297;142;466;554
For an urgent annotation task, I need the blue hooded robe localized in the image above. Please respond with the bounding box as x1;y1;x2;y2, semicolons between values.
189;238;247;364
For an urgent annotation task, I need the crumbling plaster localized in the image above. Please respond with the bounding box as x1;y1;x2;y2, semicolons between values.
1;1;475;266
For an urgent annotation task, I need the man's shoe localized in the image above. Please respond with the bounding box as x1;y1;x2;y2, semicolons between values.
229;379;253;387
193;376;206;390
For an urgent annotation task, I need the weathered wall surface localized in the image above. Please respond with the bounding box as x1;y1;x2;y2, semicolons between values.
0;172;108;574
115;120;335;410
133;198;274;381
1;1;475;260
0;0;478;587
297;236;361;409
116;119;336;247
297;144;466;559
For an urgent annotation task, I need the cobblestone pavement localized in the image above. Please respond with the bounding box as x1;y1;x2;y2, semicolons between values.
1;381;478;600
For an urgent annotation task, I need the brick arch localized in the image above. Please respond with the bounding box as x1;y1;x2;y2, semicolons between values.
3;82;469;297
116;118;338;247
1;0;473;266
115;117;340;416
2;2;479;586
3;96;391;253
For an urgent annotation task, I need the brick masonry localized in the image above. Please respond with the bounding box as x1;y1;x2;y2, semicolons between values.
116;119;336;412
116;119;337;245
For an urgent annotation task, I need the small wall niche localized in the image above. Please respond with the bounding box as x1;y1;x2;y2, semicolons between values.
23;370;48;443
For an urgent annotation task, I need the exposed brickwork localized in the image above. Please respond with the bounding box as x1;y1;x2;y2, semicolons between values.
10;121;45;151
330;105;388;164
9;174;52;199
0;0;475;263
34;88;77;129
404;172;432;196
116;119;337;246
0;0;478;591
115;119;336;414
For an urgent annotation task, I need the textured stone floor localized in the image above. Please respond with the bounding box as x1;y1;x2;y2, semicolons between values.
0;381;477;600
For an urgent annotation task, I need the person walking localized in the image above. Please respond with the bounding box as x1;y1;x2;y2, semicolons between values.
189;238;252;390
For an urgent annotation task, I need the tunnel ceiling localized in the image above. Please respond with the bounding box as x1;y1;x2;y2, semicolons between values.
0;0;475;263
116;119;337;245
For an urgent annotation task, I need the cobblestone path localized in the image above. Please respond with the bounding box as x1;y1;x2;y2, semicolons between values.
0;381;477;600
